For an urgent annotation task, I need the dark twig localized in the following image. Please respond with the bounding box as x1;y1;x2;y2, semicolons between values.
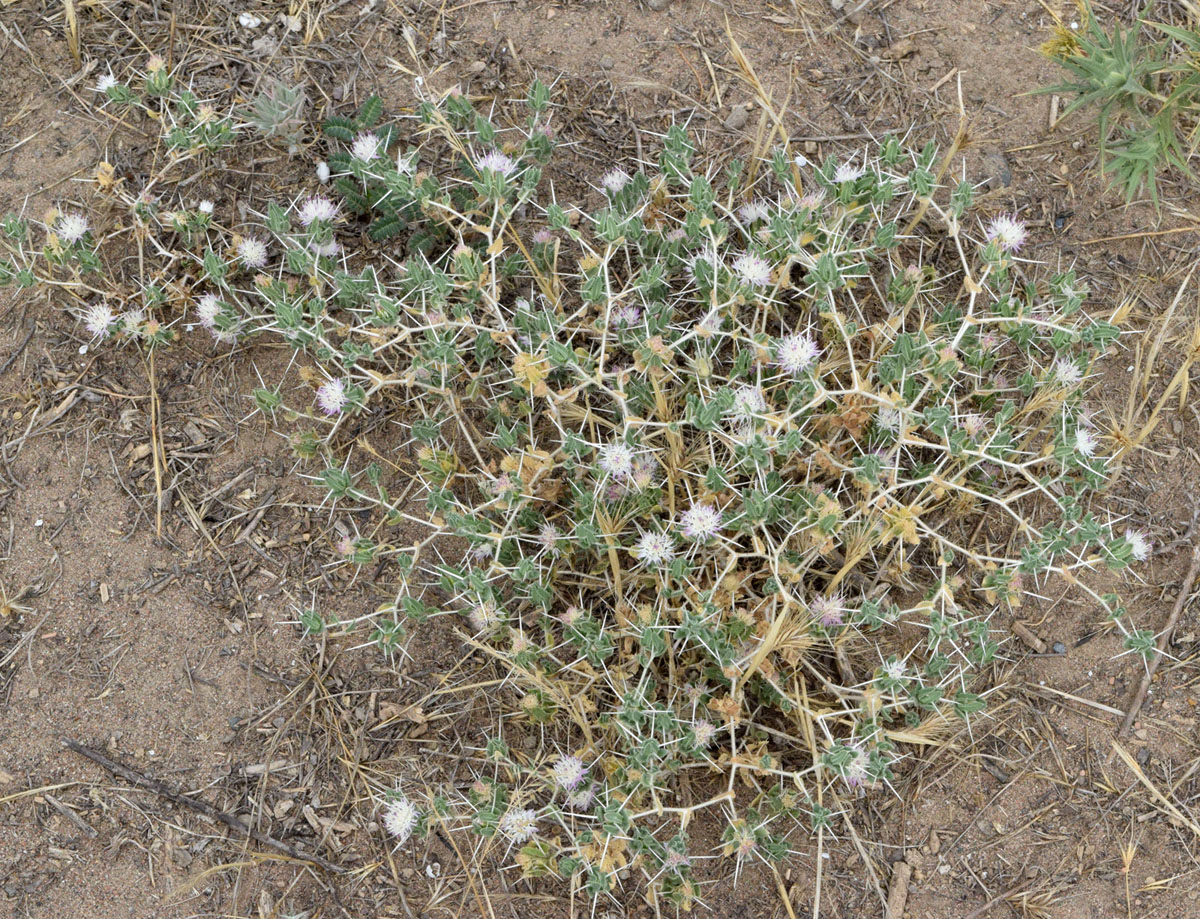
61;738;346;873
1118;543;1200;736
0;322;35;376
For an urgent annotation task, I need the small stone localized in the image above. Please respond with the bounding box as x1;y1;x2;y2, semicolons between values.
599;56;615;71
980;149;1012;189
724;104;749;131
1052;641;1066;654
647;0;670;8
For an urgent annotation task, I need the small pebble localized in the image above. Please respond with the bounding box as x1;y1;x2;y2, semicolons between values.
1052;641;1066;654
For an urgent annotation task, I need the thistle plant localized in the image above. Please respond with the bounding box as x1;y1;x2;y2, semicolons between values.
245;79;309;152
0;71;1152;907
1040;0;1199;205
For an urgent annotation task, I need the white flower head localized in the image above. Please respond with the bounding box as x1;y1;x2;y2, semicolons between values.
316;378;348;415
498;807;538;843
882;659;907;682
469;600;502;634
236;236;268;268
833;161;865;183
94;74;119;94
985;214;1027;253
297;195;339;226
843;746;871;788
551;754;587;791
634;531;675;566
382;795;419;844
961;413;987;438
1125;529;1151;562
680;504;722;541
351;132;381;162
599;442;634;480
876;406;904;432
197;200;214;215
600;167;631;194
55;212;90;245
1074;428;1098;457
1053;358;1083;387
738;200;770;224
194;297;220;328
565;782;596;809
476;150;518;178
732;252;773;288
316;161;331;184
775;332;820;375
309;239;341;259
82;303;115;338
730;384;767;424
691;719;718;748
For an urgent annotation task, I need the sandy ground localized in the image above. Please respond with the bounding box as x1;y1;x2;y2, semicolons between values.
2;1;1199;917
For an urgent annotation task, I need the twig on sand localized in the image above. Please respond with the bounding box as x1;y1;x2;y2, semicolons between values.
1118;543;1200;736
62;738;346;873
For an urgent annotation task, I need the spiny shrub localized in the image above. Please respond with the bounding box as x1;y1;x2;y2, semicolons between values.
1041;0;1200;205
0;61;1151;908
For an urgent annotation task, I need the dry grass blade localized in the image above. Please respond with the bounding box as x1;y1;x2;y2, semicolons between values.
1111;739;1200;839
62;0;80;65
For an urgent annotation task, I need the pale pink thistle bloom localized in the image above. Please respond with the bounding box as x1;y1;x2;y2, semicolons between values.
469;600;502;634
195;294;222;329
559;605;583;628
350;132;381;162
809;595;844;628
961;413;987;438
551;755;587;791
1125;529;1151;562
498;808;538;843
985;214;1027;253
82;303;115;338
476;150;518;178
732;252;773;288
738;200;770;224
565;782;597;809
680;504;722;540
630;455;658;490
843;747;871;788
600;168;631;194
316;378;348;415
237;236;268;268
663;850;692;872
1074;428;1098;457
309;239;341;258
533;227;555;245
691;719;717;748
775;332;820;375
1053;358;1083;387
537;522;562;557
603;479;627;503
297;195;339;226
55;212;90;245
612;304;642;327
730;385;767;426
382;796;419;844
797;191;825;210
599;442;635;480
833;161;865;183
634;531;675;566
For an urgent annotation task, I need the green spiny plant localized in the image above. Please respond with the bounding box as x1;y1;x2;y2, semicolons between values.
1040;0;1199;205
0;63;1154;908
